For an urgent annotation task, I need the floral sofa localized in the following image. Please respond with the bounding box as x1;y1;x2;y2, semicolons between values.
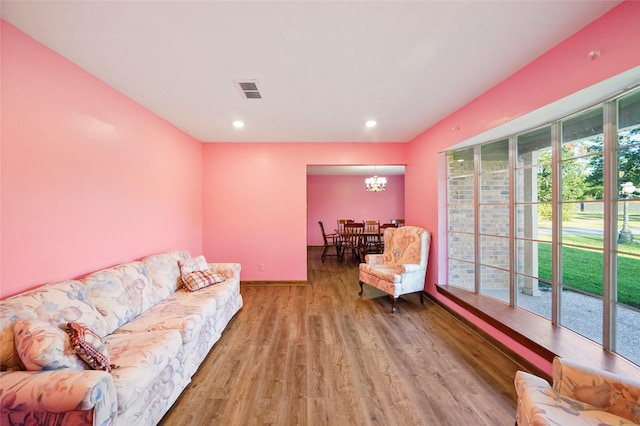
0;250;242;426
515;356;640;425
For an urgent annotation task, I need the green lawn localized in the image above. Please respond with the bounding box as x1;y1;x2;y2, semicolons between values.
537;243;640;309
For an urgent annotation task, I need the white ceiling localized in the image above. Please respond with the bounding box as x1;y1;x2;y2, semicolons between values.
1;1;620;143
307;165;404;176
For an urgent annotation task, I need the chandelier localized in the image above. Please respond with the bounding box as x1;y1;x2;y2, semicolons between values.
365;175;387;192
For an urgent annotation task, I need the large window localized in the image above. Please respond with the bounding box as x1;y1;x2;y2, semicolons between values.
446;87;640;366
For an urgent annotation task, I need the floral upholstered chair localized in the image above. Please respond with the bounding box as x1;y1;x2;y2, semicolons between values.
358;225;430;313
514;356;640;425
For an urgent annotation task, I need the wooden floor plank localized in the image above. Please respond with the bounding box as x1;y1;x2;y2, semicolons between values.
160;247;532;425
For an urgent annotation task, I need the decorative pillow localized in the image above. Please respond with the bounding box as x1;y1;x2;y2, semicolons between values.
178;255;209;275
13;319;87;371
66;322;115;372
181;269;225;292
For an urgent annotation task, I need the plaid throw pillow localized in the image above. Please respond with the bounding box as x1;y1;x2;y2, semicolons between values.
66;322;115;372
181;269;225;291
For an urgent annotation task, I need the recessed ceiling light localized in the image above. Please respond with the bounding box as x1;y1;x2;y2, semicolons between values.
365;120;377;128
233;120;245;128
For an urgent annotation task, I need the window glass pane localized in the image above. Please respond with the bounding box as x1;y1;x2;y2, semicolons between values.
562;245;603;294
448;232;475;262
617;252;640;310
618;87;640;135
617;198;639;250
516;203;551;241
516;240;551;285
480;235;510;269
479;266;510;303
562;106;603;145
561;202;604;249
479;170;509;203
449;176;474;202
516;168;549;203
449;204;474;233
617;148;640;202
561;291;603;344
517;126;551;168
481;139;509;172
480;204;509;237
448;259;474;291
515;273;551;320
560;244;603;343
448;149;474;177
615;302;640;366
448;148;476;292
618;125;640;148
561;157;599;202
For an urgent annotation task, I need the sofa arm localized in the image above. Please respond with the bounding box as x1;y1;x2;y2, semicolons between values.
1;370;117;425
552;357;640;423
514;370;605;426
207;262;241;280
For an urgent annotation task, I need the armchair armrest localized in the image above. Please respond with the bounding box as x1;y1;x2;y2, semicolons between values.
207;262;241;280
552;357;640;423
401;264;422;273
364;254;385;265
1;370;117;425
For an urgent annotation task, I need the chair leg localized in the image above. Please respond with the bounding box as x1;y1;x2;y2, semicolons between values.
358;280;364;295
419;292;424;305
321;245;328;262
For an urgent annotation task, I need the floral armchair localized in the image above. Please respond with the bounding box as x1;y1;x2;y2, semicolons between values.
358;225;430;313
515;356;640;425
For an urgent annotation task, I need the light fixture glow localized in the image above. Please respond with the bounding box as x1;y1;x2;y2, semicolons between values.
365;120;377;128
232;120;245;128
365;167;387;192
365;175;387;192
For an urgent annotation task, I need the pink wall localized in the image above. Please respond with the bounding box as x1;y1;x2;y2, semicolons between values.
307;174;405;246
404;1;640;375
202;143;405;281
0;21;204;297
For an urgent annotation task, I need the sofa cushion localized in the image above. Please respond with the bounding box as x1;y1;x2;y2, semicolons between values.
104;330;182;414
181;270;225;292
14;319;87;371
66;322;114;372
82;261;161;334
116;289;217;345
0;280;109;370
142;250;191;296
178;255;208;275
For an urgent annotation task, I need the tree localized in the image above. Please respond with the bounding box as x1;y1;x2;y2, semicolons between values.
586;127;640;197
536;146;588;220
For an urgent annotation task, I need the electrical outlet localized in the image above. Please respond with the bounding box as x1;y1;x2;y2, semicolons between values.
258;263;264;271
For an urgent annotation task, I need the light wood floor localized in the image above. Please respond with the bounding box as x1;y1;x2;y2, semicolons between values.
160;247;529;425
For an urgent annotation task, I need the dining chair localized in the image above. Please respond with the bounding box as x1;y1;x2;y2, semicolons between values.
378;223;398;252
337;219;354;234
341;222;365;263
318;221;342;263
363;220;381;254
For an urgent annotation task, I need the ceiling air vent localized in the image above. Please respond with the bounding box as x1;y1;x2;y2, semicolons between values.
236;80;262;99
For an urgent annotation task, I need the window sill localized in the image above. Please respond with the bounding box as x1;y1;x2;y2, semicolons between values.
435;284;640;379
